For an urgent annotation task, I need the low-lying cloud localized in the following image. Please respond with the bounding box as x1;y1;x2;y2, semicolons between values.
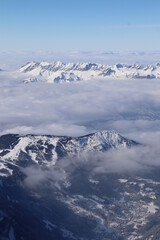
1;74;160;144
1;56;160;190
22;144;160;189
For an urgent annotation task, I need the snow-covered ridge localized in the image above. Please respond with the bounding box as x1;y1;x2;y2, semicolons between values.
19;61;160;83
0;130;138;169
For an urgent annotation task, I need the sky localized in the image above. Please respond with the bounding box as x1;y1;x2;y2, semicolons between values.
1;0;160;52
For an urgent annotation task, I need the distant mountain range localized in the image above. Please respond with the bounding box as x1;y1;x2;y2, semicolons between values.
18;61;160;83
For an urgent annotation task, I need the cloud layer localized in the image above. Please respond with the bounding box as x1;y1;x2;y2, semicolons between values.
1;74;160;143
1;65;160;187
22;143;160;189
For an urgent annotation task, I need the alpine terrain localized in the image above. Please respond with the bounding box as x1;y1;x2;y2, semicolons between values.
16;61;160;83
0;130;160;239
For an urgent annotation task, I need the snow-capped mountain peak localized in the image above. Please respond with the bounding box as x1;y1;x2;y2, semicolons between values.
18;61;160;83
0;130;138;174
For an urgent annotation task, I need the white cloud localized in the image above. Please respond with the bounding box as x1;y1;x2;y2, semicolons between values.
1;74;160;141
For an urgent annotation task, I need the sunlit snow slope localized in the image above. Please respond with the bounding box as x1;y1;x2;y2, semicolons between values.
17;61;160;83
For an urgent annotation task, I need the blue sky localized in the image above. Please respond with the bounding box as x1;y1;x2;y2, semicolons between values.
1;0;160;52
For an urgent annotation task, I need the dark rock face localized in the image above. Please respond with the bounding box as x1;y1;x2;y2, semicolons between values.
0;134;20;149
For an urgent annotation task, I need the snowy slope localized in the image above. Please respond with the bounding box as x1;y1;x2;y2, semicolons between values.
1;130;160;240
18;61;160;83
0;130;138;173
